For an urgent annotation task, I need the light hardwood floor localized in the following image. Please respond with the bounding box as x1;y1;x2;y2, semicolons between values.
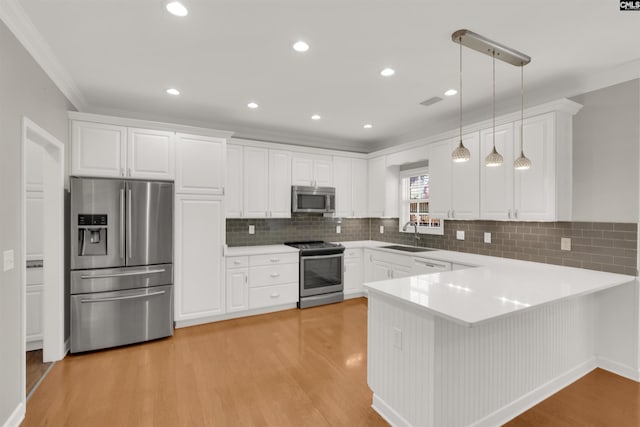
23;298;640;426
25;350;51;397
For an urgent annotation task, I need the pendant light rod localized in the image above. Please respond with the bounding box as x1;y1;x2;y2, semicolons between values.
451;29;531;67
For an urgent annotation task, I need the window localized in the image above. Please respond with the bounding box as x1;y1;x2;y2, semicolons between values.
399;168;444;235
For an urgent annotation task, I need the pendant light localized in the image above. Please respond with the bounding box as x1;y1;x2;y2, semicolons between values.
451;37;471;163
514;64;532;170
485;50;503;167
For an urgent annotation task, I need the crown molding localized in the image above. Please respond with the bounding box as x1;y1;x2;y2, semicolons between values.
0;0;87;110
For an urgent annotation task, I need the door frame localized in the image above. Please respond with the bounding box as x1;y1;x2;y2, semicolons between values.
21;117;66;401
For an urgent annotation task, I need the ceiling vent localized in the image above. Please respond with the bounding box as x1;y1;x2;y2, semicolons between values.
419;96;443;107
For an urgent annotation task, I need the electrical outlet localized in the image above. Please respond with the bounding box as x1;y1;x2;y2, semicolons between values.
484;232;491;244
456;230;465;240
248;225;255;235
561;237;571;251
336;225;341;234
3;249;14;272
379;225;384;234
393;327;403;350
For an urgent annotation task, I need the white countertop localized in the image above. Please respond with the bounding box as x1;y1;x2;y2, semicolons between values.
362;244;635;327
224;244;299;256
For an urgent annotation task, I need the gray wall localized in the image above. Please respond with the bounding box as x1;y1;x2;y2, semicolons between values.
571;79;640;222
0;20;73;423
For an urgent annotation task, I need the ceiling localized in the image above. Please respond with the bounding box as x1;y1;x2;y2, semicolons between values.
11;0;640;152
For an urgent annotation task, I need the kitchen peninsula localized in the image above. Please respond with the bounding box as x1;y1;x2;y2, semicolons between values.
365;250;637;427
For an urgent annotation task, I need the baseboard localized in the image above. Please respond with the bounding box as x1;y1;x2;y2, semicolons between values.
472;357;598;427
344;291;365;300
597;356;640;382
175;303;298;328
372;394;414;427
2;401;25;427
25;339;43;351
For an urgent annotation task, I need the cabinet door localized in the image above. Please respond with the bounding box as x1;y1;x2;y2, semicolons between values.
451;133;480;219
428;139;452;218
344;256;363;293
226;145;243;217
313;157;333;186
368;157;386;217
371;260;391;281
291;156;314;186
175;195;225;321
175;133;225;194
226;268;249;312
478;124;514;220
26;284;44;345
243;147;269;218
127;128;175;180
71;121;126;178
333;156;352;217
351;158;368;217
514;113;556;220
268;150;292;218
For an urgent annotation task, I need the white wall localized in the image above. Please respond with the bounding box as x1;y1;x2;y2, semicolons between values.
0;19;73;425
571;79;640;222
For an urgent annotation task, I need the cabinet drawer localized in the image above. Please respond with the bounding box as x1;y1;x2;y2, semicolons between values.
249;263;298;287
250;252;299;266
344;249;362;259
226;256;249;269
249;283;298;309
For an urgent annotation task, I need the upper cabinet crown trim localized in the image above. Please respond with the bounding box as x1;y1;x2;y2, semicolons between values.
68;111;235;139
230;138;368;159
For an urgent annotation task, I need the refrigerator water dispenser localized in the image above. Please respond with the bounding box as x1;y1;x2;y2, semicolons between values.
78;214;108;256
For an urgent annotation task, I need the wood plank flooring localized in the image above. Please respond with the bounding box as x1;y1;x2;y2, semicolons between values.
25;350;51;397
22;298;640;426
23;298;388;427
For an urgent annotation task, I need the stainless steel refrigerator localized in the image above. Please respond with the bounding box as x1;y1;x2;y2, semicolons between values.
70;177;174;353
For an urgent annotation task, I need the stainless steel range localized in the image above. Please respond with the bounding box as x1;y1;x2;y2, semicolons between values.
285;241;345;309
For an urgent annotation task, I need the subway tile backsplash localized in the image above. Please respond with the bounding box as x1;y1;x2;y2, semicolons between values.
227;216;638;276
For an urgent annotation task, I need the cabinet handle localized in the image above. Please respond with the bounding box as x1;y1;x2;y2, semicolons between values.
127;168;131;177
120;168;125;177
234;260;242;265
270;258;280;263
352;211;355;217
270;292;280;298
447;210;451;219
451;210;455;218
270;273;280;278
508;209;512;219
244;275;248;283
514;209;519;219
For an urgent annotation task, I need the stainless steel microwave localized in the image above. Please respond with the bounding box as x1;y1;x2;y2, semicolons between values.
291;186;336;214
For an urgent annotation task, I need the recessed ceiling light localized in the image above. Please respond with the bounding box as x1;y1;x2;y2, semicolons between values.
293;41;309;52
311;114;321;120
444;89;458;96
363;124;373;129
380;68;395;77
247;102;259;109
166;1;188;17
166;88;180;96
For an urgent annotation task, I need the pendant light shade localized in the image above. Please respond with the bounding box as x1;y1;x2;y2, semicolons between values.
451;37;470;163
514;64;532;170
485;50;503;168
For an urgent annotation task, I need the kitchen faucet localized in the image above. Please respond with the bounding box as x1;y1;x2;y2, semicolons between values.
402;221;420;247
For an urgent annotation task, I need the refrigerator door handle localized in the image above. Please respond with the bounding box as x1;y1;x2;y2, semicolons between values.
80;290;166;303
127;185;132;259
120;188;125;259
80;268;166;280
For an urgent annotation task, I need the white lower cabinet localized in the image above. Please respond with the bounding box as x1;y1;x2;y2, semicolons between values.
175;195;225;322
225;251;299;313
344;249;364;295
365;248;452;283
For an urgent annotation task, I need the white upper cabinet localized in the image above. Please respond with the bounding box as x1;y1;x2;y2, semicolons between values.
451;133;480;219
71;120;175;180
334;156;368;218
243;147;270;218
175;133;225;195
368;156;399;218
427;140;453;218
127;128;175;180
268;150;292;218
72;121;126;177
292;154;332;187
480;124;515;220
226;144;243;217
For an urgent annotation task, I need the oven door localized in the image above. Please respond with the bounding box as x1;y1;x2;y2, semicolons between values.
300;253;344;297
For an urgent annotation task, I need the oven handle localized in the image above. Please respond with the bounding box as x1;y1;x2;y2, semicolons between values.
301;253;344;260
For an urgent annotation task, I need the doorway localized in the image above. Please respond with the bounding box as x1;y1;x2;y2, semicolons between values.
21;117;65;402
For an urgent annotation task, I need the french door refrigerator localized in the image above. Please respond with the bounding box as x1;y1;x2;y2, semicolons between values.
70;177;173;353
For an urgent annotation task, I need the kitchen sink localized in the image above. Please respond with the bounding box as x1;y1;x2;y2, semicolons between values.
380;245;437;253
